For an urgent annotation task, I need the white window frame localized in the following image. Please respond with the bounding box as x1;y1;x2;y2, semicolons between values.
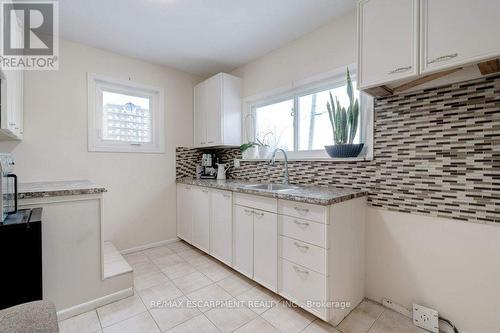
242;65;374;161
87;73;165;153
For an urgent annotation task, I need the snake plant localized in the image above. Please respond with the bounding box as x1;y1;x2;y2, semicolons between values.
326;68;359;144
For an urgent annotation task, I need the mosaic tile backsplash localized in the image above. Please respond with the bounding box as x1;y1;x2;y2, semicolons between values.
177;75;500;224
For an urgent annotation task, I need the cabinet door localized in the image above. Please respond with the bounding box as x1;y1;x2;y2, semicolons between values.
210;190;232;265
15;70;23;138
205;74;222;146
193;82;207;147
176;185;193;243
358;0;419;88
2;69;18;134
253;209;277;291
191;187;210;252
233;205;254;278
421;0;500;74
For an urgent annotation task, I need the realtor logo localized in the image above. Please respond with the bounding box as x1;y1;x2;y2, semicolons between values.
0;1;58;70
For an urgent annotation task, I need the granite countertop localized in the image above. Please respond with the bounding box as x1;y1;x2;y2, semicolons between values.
18;180;107;199
176;178;367;206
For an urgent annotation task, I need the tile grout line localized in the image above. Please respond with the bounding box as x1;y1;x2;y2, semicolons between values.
365;308;386;333
135;286;163;333
128;241;313;333
147;243;216;332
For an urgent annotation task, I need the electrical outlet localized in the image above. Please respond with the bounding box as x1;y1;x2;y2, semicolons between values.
413;304;439;333
233;159;240;168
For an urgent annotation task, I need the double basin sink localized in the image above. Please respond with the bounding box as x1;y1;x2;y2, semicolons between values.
242;183;299;192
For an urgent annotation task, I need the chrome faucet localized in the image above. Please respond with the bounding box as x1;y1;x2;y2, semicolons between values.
269;148;289;184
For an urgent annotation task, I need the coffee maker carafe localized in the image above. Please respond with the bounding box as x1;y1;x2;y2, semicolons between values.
201;153;218;179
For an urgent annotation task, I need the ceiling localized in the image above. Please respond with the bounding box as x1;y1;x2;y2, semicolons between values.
59;0;355;77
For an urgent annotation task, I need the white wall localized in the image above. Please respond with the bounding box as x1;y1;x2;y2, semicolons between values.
366;208;500;333
230;10;500;333
231;11;356;97
0;39;201;250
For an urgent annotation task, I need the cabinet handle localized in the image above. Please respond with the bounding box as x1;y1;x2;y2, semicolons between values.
207;141;214;144
388;66;412;74
8;123;15;126
293;266;309;275
202;189;209;193
294;207;309;213
254;211;264;218
223;194;231;198
293;242;309;250
293;220;310;227
201;142;206;144
243;208;254;214
427;53;458;64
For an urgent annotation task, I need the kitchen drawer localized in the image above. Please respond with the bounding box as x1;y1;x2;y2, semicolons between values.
234;193;277;213
280;215;327;248
279;258;327;316
280;236;326;274
278;200;327;223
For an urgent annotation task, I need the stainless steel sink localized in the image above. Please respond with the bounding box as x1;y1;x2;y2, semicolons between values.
243;183;299;191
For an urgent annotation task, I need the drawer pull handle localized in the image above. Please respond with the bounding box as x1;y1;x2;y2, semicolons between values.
388;66;412;74
254;212;264;218
294;207;309;213
427;53;458;64
293;220;310;227
294;242;309;250
293;266;309;275
243;209;254;214
223;194;231;198
202;189;209;193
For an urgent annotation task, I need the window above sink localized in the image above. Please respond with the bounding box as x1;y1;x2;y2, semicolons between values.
242;65;374;161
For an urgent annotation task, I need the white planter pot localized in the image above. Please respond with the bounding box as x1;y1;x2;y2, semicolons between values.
243;146;259;159
258;146;272;159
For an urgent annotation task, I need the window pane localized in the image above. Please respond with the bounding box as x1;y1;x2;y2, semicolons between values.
102;90;152;143
255;99;294;151
298;83;359;151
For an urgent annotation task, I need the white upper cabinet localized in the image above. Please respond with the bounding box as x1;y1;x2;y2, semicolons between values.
0;19;24;141
357;0;419;89
193;81;207;147
193;73;242;147
420;0;500;74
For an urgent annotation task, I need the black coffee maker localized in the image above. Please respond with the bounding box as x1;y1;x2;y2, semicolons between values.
200;153;218;179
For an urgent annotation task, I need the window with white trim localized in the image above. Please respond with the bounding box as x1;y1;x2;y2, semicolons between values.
88;73;165;153
247;69;373;159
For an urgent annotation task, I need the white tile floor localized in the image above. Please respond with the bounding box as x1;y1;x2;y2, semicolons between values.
59;240;427;333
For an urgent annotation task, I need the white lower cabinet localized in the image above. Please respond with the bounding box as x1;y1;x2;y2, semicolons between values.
191;187;210;252
176;184;365;326
233;193;278;291
210;190;233;265
278;197;366;325
233;205;255;278
253;209;277;291
279;258;327;318
176;184;193;243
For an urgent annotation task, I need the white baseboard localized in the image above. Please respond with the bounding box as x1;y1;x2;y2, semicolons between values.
120;238;179;255
57;288;133;321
